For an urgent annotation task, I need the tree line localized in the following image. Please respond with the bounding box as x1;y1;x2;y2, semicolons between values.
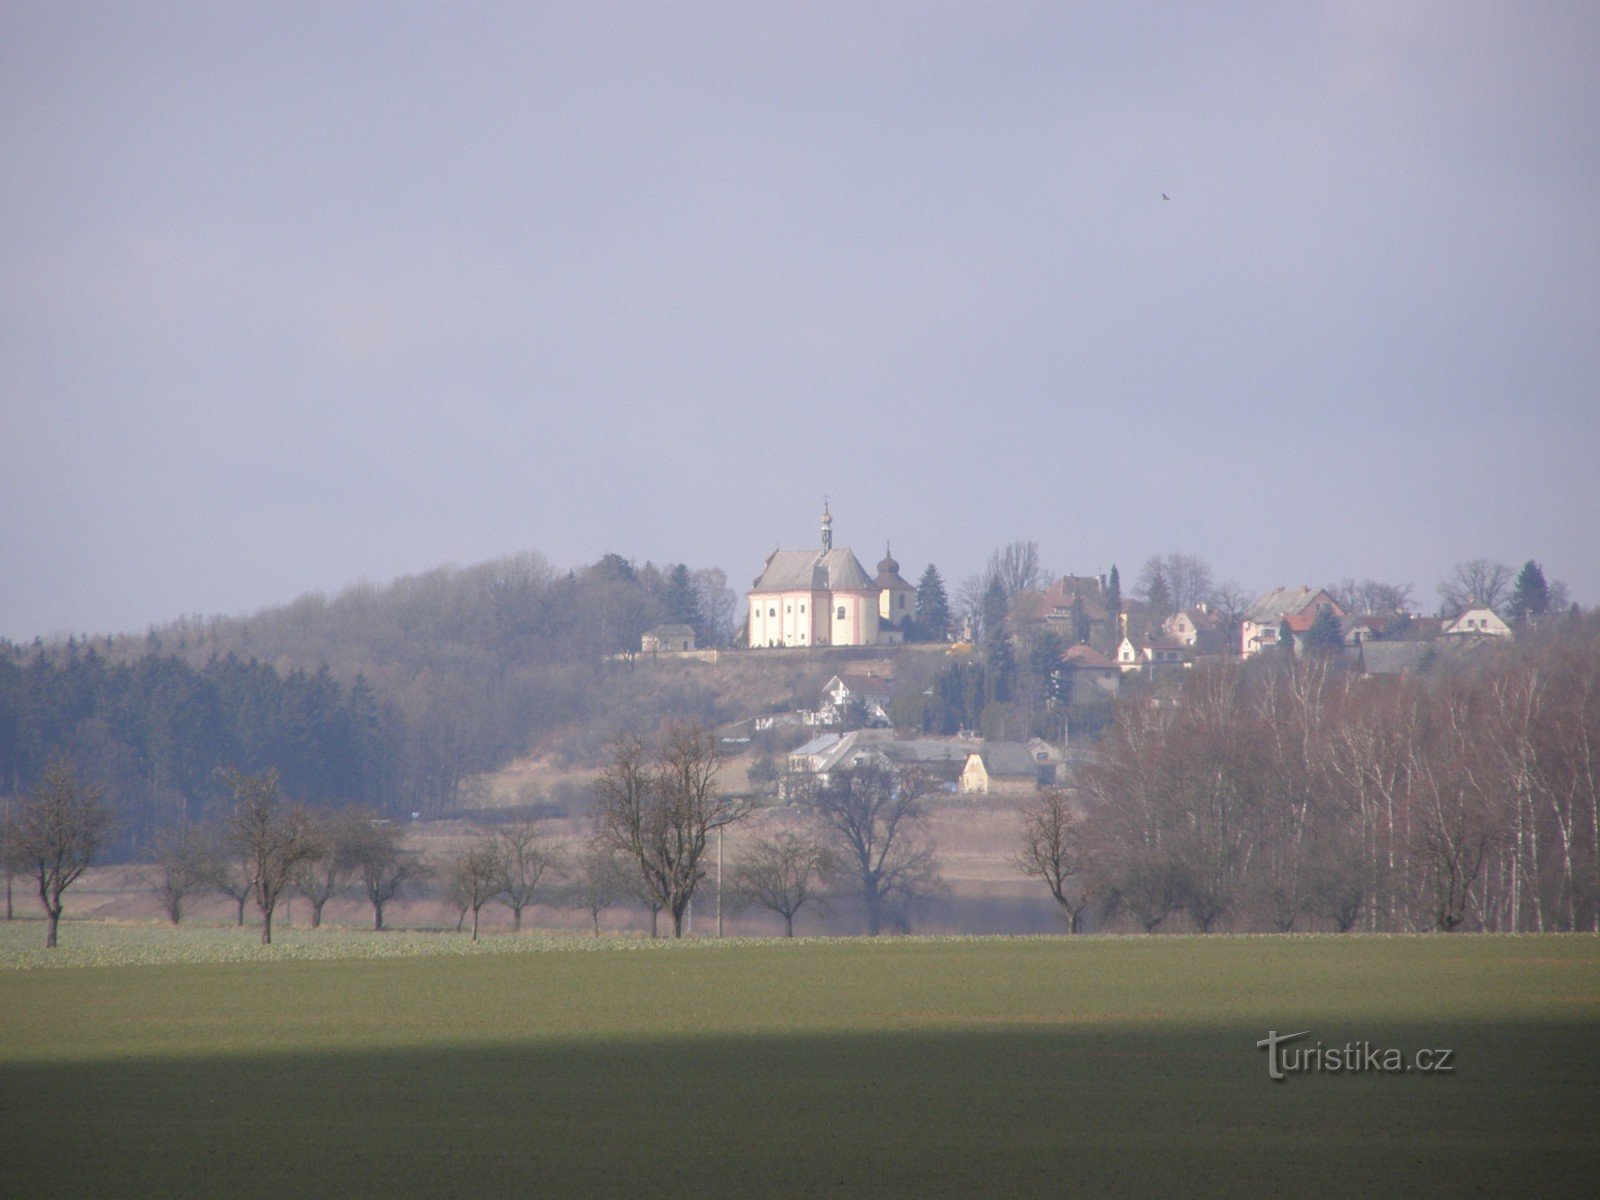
0;647;388;855
1016;613;1600;933
3;724;950;947
0;552;739;833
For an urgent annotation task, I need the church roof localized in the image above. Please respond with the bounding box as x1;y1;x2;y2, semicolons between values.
751;548;876;594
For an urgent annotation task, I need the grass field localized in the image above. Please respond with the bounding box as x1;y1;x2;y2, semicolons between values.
2;925;1596;1198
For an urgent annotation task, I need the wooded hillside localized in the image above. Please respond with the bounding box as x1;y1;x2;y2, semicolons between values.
1;550;767;851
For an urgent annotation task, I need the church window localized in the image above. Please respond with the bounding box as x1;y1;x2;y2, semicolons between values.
836;605;846;620
769;607;776;618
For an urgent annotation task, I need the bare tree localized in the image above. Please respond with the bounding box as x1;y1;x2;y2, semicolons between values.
1139;553;1215;614
1304;838;1370;933
292;809;371;928
447;835;503;941
1328;578;1415;617
149;826;210;925
494;820;559;931
1107;856;1189;933
595;724;749;938
733;830;834;936
986;540;1046;598
1014;789;1095;933
564;837;628;936
954;574;988;641
224;767;325;945
0;797;15;921
200;822;253;927
811;764;941;935
347;817;429;931
1209;580;1252;656
3;758;111;947
1437;559;1514;618
691;567;737;648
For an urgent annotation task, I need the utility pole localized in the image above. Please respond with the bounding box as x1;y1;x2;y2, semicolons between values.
716;827;724;937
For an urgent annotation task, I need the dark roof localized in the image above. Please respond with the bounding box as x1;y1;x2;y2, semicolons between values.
1245;586;1344;623
1173;606;1225;631
976;742;1039;778
831;672;893;697
1061;645;1118;670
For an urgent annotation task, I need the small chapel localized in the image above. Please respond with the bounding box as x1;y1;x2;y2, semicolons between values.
747;505;913;648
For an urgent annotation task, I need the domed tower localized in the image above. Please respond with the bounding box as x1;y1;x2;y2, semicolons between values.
820;501;833;551
874;541;915;637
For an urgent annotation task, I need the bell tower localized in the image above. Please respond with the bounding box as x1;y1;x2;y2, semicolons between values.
820;498;833;551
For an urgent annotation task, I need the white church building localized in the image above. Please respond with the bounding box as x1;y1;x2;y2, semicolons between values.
747;506;907;648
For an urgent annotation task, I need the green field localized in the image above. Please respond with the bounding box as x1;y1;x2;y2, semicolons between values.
2;926;1596;1198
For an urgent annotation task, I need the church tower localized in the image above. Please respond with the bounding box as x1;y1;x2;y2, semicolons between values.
820;500;833;551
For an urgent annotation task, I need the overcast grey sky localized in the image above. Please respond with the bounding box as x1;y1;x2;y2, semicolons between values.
3;1;1597;642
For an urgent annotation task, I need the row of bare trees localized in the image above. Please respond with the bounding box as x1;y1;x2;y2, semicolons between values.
592;726;943;937
1019;618;1600;933
0;724;931;946
144;769;427;943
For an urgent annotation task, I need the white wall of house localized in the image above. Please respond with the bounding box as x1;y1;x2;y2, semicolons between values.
1444;607;1512;637
1241;619;1282;657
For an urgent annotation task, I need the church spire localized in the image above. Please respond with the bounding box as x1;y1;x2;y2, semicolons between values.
820;498;833;551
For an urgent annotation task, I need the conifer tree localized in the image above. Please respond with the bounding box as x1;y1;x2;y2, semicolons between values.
662;563;706;637
1509;561;1550;622
915;565;952;642
1304;605;1345;657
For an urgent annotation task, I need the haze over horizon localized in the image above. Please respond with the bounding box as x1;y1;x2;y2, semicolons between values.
5;2;1597;643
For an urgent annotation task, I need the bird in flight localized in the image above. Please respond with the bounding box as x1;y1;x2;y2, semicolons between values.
1162;192;1171;201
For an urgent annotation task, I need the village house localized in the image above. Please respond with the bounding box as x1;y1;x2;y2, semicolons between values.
785;729;981;794
1240;586;1346;658
1443;606;1513;638
819;673;895;726
1162;603;1230;655
1014;574;1117;651
959;743;1046;796
1058;643;1121;701
640;624;696;653
1116;635;1188;675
